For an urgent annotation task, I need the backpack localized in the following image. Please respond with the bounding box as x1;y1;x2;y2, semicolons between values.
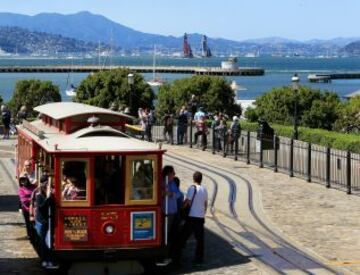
148;113;156;125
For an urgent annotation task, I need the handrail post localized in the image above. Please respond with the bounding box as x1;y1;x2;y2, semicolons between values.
212;127;216;154
347;150;351;194
246;131;250;164
170;124;174;145
189;118;193;148
307;142;312;182
259;131;264;168
234;133;239;161
223;131;227;157
326;147;331;188
273;135;278;173
289;138;294;177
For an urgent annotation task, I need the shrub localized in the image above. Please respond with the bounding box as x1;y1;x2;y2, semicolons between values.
240;121;360;153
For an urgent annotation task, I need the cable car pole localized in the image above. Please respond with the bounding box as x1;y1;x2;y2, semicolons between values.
165;176;169;246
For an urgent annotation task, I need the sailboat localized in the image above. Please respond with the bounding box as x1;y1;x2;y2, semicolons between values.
147;45;165;87
65;82;77;97
230;80;247;92
65;67;77;97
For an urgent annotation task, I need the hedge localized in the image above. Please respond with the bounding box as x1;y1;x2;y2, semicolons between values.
240;121;360;154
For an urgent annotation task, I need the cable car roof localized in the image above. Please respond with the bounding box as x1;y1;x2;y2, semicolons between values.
34;102;132;120
19;120;161;153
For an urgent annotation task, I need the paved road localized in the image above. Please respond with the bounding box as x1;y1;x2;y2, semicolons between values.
163;144;360;275
164;152;340;274
0;140;45;275
1;137;360;274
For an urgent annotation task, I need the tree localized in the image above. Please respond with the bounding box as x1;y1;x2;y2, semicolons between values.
74;68;155;116
156;75;241;117
8;79;61;117
334;95;360;132
245;86;341;130
301;92;341;130
0;95;3;106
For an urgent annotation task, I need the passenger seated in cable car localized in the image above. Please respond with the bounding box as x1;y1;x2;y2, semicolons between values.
62;176;81;200
131;160;153;200
61;161;87;201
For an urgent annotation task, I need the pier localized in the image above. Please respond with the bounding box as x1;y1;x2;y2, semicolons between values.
0;65;264;76
308;72;360;82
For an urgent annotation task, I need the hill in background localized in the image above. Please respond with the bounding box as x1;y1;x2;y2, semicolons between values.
0;11;359;56
0;26;114;55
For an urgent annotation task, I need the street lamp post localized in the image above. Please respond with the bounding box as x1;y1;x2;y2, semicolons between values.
291;73;300;140
127;73;134;116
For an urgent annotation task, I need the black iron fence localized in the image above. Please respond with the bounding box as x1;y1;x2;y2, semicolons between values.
125;121;360;195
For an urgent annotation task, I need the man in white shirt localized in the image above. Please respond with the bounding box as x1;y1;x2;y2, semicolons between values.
173;171;208;265
194;107;205;122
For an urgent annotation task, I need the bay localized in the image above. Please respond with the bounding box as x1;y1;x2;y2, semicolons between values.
0;56;360;102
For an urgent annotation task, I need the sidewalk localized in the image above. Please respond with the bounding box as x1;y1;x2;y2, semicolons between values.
0;138;44;274
164;143;360;274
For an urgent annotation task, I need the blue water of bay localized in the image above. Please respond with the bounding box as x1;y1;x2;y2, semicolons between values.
0;56;359;102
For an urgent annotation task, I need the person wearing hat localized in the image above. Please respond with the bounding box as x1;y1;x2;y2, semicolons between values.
35;175;58;269
18;173;37;239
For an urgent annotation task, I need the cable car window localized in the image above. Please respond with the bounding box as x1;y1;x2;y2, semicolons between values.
95;156;123;205
131;160;153;200
125;155;158;205
61;160;88;203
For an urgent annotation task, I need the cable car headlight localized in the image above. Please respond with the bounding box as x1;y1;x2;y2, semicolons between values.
104;224;115;235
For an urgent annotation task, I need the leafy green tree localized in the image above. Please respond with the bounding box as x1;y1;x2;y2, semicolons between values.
334;95;360;132
8;79;61;117
245;86;341;130
74;68;155;116
156;75;241;117
301;92;341;130
0;95;3;106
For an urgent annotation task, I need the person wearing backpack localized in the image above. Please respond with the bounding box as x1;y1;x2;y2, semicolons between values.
230;116;241;153
177;106;188;145
163;112;174;144
145;108;156;142
172;171;208;266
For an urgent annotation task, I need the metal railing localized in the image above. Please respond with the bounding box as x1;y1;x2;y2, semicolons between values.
125;121;359;195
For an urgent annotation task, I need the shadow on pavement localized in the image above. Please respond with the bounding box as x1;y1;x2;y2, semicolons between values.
0;195;19;212
0;258;45;275
155;228;252;274
0;228;252;275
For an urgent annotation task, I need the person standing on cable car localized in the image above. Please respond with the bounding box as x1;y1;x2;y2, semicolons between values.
162;166;178;242
35;175;57;269
18;173;37;240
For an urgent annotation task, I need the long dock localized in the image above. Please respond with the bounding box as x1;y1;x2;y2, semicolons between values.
308;72;360;82
0;65;264;76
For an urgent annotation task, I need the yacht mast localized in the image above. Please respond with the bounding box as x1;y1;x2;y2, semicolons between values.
152;45;156;81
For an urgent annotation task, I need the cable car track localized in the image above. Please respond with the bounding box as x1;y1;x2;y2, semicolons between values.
165;152;342;274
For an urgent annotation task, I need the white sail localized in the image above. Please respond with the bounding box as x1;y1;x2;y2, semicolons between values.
147;45;165;87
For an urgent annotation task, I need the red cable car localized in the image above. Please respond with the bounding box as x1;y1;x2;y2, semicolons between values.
16;102;167;268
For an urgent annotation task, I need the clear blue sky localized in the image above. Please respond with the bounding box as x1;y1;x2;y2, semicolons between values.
0;0;359;41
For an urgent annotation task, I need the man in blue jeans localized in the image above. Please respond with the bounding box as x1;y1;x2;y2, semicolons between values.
35;175;58;269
